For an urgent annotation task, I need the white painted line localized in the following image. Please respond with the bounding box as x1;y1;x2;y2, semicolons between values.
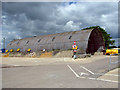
95;73;120;77
79;76;86;79
79;72;89;76
79;65;94;75
67;64;79;77
78;76;119;83
97;79;111;82
88;77;96;80
102;73;119;76
14;65;20;66
71;57;94;75
97;78;119;83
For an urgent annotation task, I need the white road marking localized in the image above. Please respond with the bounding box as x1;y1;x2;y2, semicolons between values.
79;76;86;79
78;76;119;83
89;78;96;80
64;58;79;77
66;58;119;83
67;65;79;77
71;57;94;75
79;65;94;75
97;78;111;82
97;78;119;83
79;72;89;76
14;65;20;66
95;73;120;77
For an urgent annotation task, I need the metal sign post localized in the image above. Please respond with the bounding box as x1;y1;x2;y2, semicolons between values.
108;54;119;71
72;41;78;59
108;54;111;71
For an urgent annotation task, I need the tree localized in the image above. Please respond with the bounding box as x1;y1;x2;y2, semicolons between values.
82;26;115;49
108;46;117;49
118;46;120;48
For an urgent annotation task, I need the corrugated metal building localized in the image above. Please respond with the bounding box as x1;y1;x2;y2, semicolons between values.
7;28;105;54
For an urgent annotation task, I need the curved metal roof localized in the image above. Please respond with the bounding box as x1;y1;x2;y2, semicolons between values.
7;29;94;52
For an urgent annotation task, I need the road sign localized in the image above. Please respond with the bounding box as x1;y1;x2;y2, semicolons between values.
72;45;78;50
72;41;78;59
74;41;76;44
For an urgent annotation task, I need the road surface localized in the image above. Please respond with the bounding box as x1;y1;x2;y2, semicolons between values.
1;55;119;88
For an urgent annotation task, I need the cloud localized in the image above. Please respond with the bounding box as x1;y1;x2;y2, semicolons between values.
63;20;81;31
2;2;118;47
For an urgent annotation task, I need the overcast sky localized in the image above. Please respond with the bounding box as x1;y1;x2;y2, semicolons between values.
1;2;118;48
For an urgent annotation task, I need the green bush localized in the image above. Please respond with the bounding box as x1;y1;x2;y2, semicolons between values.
82;26;115;49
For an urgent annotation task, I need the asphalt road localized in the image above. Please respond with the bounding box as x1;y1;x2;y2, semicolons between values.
2;56;119;88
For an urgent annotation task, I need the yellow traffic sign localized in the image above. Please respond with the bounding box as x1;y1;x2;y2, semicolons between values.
72;45;78;50
27;48;31;52
5;49;8;53
17;48;20;52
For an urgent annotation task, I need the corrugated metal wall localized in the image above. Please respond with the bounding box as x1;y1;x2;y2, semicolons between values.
7;28;105;54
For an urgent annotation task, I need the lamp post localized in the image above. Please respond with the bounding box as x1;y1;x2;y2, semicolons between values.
1;38;5;53
3;38;5;49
